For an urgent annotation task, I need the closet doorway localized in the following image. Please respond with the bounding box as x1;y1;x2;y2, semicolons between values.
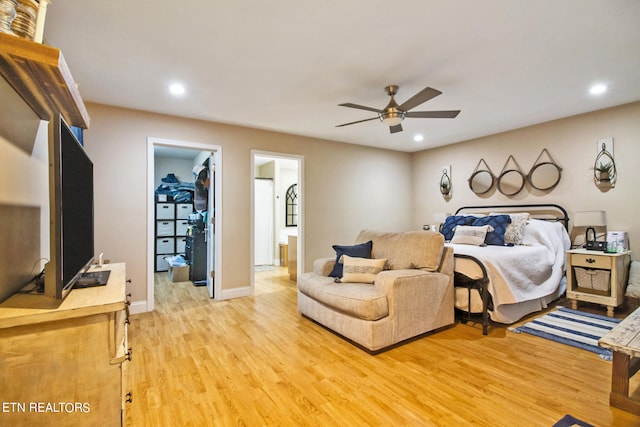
147;138;223;311
251;151;303;293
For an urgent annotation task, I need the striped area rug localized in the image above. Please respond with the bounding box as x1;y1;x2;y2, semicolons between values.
510;306;621;360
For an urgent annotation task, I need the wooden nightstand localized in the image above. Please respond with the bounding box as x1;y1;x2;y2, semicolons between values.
566;249;631;316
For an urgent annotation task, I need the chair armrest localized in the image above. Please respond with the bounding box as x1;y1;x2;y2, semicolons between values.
373;269;452;324
313;257;336;276
437;246;454;276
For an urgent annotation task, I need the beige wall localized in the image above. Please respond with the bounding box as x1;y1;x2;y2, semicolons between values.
4;90;635;309
412;101;640;255
0;78;50;300
84;103;413;305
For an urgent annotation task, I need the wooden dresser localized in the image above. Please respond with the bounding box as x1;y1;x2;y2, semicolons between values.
0;263;130;426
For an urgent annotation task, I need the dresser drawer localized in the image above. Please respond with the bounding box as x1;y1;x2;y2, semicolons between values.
156;203;175;220
176;203;193;219
571;253;611;269
176;237;187;253
176;220;189;236
156;237;175;254
156;220;175;236
156;254;170;271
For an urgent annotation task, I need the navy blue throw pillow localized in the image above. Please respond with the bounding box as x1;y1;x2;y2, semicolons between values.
441;216;477;241
471;215;511;246
328;240;373;278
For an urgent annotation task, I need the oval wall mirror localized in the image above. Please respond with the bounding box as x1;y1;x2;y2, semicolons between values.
469;170;495;194
527;149;562;191
528;162;561;190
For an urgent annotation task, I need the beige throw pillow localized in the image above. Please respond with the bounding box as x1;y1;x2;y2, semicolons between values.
450;225;494;246
490;212;530;245
339;255;387;284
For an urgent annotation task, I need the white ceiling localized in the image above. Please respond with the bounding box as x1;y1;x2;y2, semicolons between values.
44;1;640;153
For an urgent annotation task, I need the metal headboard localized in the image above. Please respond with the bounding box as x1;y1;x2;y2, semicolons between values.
454;203;569;230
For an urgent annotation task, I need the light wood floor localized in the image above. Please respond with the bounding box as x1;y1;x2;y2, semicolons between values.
126;268;640;426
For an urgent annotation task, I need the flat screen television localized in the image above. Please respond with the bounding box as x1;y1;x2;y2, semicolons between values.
44;113;94;299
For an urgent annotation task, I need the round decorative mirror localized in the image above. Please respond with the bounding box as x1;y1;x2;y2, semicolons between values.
528;162;561;191
497;155;525;196
497;169;525;196
469;170;494;194
527;149;562;191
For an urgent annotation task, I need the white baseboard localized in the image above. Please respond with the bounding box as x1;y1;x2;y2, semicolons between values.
220;286;252;300
129;300;149;315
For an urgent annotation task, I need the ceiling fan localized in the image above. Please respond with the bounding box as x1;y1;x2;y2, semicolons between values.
336;85;460;134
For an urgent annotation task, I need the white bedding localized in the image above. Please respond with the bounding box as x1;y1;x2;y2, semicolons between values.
448;219;571;324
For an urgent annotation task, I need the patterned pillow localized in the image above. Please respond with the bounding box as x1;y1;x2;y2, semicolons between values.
339;255;387;284
441;216;478;240
328;240;373;277
450;225;494;246
471;215;511;246
500;213;530;245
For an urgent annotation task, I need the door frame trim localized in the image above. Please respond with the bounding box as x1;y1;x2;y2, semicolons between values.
250;150;304;293
146;137;223;312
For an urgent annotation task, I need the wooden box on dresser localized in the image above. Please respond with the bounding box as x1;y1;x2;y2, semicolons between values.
0;263;130;426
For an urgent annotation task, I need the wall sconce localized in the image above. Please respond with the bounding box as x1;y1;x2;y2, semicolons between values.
440;166;451;197
593;139;616;189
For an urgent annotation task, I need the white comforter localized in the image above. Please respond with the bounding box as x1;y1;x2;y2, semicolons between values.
448;219;571;323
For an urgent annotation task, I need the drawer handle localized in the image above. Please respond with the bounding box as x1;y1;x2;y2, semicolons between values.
126;392;133;403
586;258;596;264
126;347;133;362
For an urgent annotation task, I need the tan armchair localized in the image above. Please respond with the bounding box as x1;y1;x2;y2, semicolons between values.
297;230;455;353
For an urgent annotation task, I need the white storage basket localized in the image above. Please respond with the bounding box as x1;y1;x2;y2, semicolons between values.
574;267;610;292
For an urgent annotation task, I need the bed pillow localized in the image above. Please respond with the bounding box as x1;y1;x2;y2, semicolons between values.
490;212;530;245
339;255;387;284
471;215;511;246
441;216;478;240
328;240;373;278
450;225;494;246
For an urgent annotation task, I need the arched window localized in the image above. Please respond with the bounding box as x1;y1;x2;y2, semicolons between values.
285;184;298;227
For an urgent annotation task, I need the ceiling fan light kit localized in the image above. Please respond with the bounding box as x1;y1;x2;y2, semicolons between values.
337;85;460;134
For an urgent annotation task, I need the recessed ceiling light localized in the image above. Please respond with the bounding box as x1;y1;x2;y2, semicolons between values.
413;134;424;142
589;83;608;95
168;82;186;96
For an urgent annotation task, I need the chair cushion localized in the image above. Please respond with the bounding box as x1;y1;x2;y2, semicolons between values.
355;230;444;271
297;273;389;321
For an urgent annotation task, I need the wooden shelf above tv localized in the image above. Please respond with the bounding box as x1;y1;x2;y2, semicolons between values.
0;32;90;129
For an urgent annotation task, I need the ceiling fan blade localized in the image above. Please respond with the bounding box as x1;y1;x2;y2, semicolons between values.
405;110;461;119
397;87;442;112
338;103;382;113
389;124;403;134
335;117;379;127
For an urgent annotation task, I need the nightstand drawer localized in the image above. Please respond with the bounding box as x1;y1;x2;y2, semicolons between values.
571;253;611;269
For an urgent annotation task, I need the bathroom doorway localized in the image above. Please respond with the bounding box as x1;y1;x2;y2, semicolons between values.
251;151;303;293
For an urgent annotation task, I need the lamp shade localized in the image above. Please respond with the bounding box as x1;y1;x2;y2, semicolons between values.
573;210;606;227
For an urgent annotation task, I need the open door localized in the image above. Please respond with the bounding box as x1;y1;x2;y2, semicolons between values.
205;153;216;298
146;138;223;313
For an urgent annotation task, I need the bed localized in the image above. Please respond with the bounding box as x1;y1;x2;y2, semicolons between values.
443;204;571;334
